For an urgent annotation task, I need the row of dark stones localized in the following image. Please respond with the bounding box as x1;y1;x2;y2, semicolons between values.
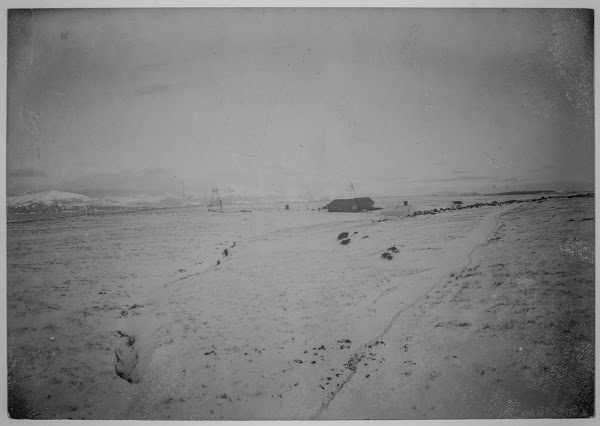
412;193;594;217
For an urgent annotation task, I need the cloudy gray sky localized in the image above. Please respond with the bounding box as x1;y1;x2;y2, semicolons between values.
7;8;594;199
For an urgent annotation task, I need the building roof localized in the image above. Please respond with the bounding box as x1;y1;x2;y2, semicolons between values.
326;199;358;208
327;199;355;205
327;198;373;205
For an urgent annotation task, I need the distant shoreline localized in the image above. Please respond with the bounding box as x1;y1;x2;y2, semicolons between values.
394;190;592;198
483;190;556;196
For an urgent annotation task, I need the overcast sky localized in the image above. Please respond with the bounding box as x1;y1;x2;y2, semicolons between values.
7;8;594;199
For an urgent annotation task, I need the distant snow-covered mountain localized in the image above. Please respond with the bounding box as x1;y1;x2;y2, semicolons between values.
7;190;203;215
7;190;95;214
8;190;92;206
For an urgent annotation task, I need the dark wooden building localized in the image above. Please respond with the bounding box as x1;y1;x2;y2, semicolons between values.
326;197;374;212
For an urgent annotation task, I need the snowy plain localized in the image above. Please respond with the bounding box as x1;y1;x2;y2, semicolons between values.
6;194;595;419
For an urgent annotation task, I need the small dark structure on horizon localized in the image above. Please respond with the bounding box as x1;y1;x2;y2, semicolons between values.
450;200;463;210
326;197;374;213
208;186;224;212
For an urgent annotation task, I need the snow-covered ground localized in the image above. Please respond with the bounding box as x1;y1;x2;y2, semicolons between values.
6;196;594;419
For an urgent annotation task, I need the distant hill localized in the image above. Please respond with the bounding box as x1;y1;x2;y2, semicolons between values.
7;190;94;215
487;190;557;196
8;190;92;205
7;190;202;215
428;192;461;197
